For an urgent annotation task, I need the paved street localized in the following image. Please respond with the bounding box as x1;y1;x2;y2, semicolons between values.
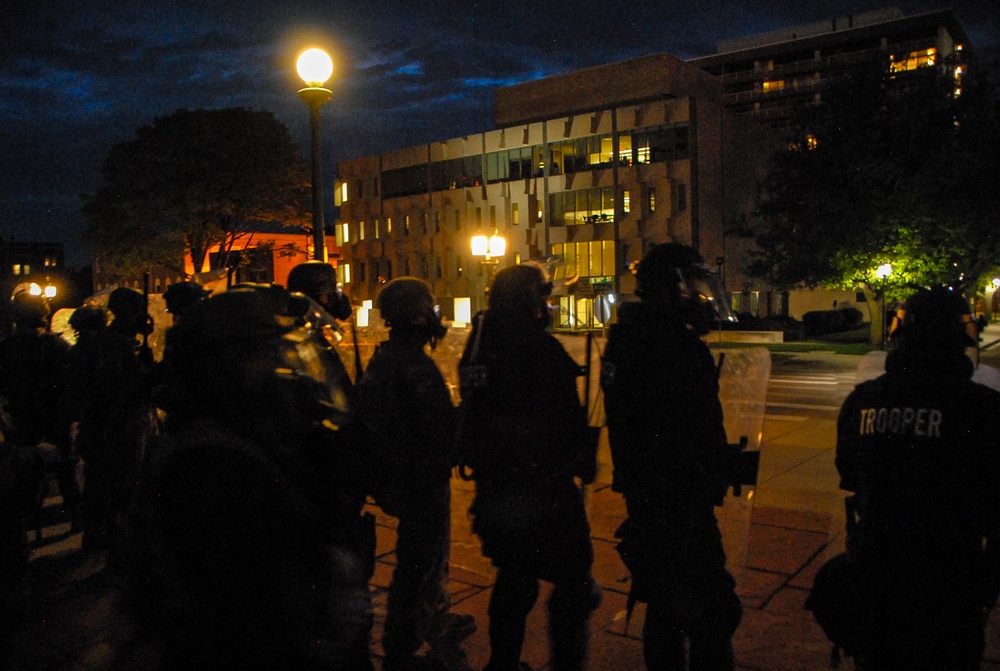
7;329;1000;669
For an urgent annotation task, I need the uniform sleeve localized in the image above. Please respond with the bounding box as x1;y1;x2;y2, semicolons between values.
835;390;861;492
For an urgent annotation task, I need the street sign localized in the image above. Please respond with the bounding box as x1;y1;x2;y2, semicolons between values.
589;275;614;285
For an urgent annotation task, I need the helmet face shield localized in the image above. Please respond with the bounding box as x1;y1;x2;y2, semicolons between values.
682;265;737;328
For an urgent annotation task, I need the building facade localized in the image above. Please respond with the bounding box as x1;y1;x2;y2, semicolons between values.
335;54;769;328
691;8;969;134
690;7;970;318
335;8;971;325
92;228;340;294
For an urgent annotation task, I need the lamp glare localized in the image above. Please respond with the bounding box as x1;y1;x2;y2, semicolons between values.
471;235;489;257
297;48;333;87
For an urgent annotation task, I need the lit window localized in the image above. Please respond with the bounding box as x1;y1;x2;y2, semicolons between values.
340;182;349;203
512;203;520;226
763;80;785;92
807;135;818;150
338;222;350;245
13;264;21;275
618;135;633;165
404;216;410;236
359;221;366;241
623;190;631;214
375;219;380;239
648;188;656;213
387;218;392;235
890;48;937;73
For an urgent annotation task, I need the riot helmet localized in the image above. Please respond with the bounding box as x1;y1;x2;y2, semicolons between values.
487;263;553;329
69;305;108;337
10;290;50;329
634;243;735;335
376;277;447;348
287;261;352;321
108;287;153;336
163;281;209;318
889;286;978;351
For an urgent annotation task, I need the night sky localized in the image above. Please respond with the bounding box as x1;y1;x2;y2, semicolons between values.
2;0;997;268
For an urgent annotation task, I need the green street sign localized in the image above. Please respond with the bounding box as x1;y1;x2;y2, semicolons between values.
589;275;614;285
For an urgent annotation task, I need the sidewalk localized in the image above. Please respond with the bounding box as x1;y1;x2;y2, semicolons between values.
8;357;1000;669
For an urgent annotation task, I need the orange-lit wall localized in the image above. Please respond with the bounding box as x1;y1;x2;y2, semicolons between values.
185;231;342;287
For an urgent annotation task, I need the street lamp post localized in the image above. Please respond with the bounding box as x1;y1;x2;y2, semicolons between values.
876;263;892;349
296;48;334;262
990;278;1000;322
471;231;506;312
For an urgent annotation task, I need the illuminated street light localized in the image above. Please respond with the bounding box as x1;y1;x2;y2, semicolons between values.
989;278;1000;322
471;231;506;313
297;47;334;262
875;263;892;349
471;231;506;263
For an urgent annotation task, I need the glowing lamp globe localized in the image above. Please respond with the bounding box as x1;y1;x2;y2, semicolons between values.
297;48;333;87
488;233;506;257
471;235;489;257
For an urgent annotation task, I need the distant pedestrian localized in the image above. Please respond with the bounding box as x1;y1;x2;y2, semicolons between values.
601;243;742;670
356;277;475;671
458;263;600;671
835;286;1000;670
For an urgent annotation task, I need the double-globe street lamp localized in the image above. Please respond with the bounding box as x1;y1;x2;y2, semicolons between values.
296;47;334;262
471;231;507;312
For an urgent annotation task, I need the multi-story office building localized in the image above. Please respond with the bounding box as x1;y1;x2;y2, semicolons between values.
335;8;971;326
691;7;970;317
691;7;969;134
335;54;768;328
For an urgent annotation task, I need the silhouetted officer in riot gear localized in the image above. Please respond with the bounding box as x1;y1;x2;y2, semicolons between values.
71;287;157;576
128;288;374;670
0;289;77;627
601;243;741;671
288;260;353;322
356;277;474;671
836;286;1000;671
163;280;209;324
459;263;599;671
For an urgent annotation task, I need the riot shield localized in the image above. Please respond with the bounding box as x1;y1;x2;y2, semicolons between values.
50;308;77;345
713;346;772;585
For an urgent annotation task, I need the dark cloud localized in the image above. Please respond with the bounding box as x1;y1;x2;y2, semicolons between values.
1;0;996;267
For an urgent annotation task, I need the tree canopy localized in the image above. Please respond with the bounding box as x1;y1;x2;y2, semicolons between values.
82;107;311;279
749;54;1000;338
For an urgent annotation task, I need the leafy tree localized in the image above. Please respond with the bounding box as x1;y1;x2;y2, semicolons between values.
82;108;311;279
749;55;1000;343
